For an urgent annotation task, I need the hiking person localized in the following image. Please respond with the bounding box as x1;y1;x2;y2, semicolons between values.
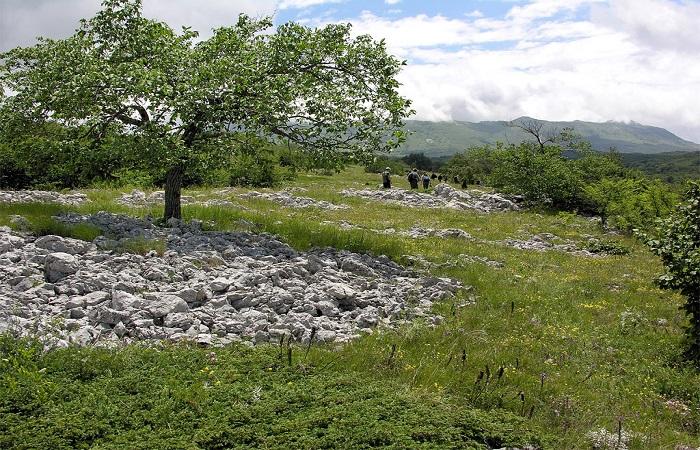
422;173;431;190
461;179;468;189
431;173;437;180
381;167;392;189
408;168;419;189
437;174;443;182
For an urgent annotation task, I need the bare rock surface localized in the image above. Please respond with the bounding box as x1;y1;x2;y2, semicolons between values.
0;190;88;205
494;233;599;257
241;190;349;210
117;190;195;206
117;189;246;209
341;183;518;213
0;215;462;348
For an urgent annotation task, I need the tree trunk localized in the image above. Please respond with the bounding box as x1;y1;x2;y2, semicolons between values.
164;165;183;220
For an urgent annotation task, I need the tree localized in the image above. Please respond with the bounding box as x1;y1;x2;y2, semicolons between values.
0;0;412;219
646;182;700;362
508;118;559;153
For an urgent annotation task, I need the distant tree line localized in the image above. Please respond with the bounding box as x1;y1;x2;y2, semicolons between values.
439;129;688;233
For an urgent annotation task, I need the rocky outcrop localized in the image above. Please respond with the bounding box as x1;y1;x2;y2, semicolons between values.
241;190;349;210
0;216;462;348
341;184;518;213
0;190;88;205
494;233;599;257
117;190;195;206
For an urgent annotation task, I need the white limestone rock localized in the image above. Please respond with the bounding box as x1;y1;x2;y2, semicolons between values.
45;252;79;282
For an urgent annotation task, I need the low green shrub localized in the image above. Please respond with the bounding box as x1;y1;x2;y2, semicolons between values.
0;335;547;449
585;239;631;255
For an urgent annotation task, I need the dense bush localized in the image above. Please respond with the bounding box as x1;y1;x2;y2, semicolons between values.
229;151;289;188
646;182;700;361
0;123;128;189
442;145;499;184
0;121;299;190
490;144;582;209
442;140;677;232
584;178;678;232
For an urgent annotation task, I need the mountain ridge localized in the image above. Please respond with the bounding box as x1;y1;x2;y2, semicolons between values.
397;118;700;156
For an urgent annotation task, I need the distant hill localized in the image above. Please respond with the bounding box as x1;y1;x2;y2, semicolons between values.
397;118;700;156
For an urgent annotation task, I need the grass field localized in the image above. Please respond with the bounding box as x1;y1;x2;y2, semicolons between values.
1;166;699;449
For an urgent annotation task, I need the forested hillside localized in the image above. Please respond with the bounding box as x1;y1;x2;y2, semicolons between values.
398;118;700;156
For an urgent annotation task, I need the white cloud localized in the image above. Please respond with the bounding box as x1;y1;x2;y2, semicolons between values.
328;1;700;142
142;0;277;37
0;0;101;51
505;0;604;22
384;0;401;5
592;0;700;54
0;0;278;51
278;0;342;10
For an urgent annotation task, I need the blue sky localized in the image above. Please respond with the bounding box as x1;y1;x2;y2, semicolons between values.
277;0;522;23
2;0;699;141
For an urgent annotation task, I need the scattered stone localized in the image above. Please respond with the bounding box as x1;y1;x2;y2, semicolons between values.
117;189;194;206
400;226;473;240
0;190;88;205
241;190;349;210
341;184;518;213
494;233;599;257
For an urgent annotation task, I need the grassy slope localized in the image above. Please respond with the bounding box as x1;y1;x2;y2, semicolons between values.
2;167;699;449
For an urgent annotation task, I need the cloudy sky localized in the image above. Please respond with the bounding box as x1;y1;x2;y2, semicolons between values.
1;0;699;142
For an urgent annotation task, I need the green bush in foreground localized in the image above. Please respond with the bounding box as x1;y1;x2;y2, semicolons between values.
646;182;700;361
0;336;546;449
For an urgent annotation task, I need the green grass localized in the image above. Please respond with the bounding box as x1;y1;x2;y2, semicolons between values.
1;166;699;448
0;203;101;241
0;336;544;449
117;236;166;256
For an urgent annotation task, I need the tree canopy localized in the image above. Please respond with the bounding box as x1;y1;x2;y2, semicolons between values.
0;0;412;219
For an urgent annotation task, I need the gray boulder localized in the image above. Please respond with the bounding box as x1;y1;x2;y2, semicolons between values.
111;290;146;310
35;235;91;255
89;306;131;325
45;252;79;282
146;294;189;318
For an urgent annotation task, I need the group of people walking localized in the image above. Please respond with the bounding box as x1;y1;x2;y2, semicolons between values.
381;167;466;190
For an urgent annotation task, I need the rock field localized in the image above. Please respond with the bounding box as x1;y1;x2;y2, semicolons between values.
241;190;349;210
118;189;193;206
0;213;462;348
495;233;599;257
341;183;519;212
0;190;88;205
117;189;245;209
